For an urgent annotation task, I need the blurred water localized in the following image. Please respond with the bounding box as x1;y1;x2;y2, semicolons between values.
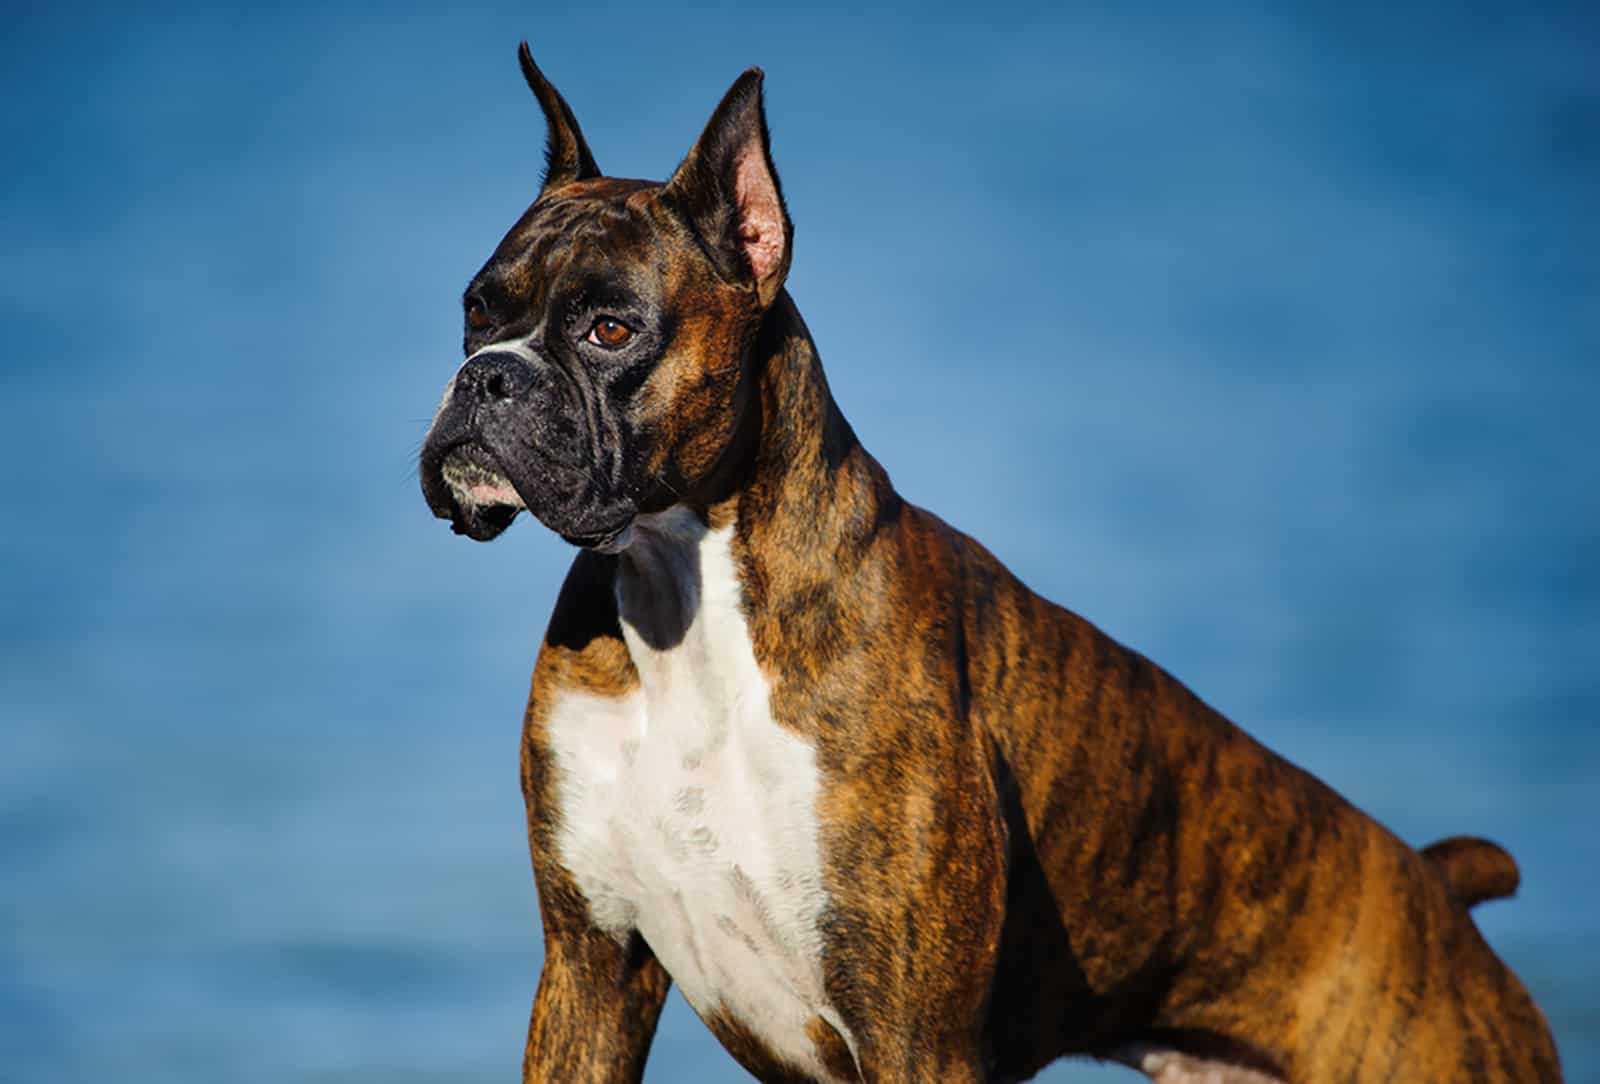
2;4;1595;1082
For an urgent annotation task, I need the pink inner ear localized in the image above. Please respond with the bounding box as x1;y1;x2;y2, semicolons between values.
733;143;785;283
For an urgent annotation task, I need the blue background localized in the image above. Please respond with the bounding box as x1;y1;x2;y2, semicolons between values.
3;4;1595;1081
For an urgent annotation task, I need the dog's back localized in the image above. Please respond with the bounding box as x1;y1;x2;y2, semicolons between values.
949;522;1561;1081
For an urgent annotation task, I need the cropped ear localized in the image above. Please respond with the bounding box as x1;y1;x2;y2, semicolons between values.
518;42;600;194
662;69;792;309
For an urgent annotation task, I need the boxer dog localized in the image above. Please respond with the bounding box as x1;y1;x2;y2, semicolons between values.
419;44;1562;1083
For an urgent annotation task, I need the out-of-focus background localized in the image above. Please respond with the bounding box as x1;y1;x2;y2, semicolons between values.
3;4;1595;1081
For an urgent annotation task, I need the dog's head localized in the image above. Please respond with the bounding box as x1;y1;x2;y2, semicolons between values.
419;44;792;547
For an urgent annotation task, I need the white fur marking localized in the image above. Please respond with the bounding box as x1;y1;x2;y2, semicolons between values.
1115;1044;1287;1084
463;335;538;366
546;512;853;1081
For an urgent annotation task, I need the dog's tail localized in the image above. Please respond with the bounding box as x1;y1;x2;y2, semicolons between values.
1421;835;1520;907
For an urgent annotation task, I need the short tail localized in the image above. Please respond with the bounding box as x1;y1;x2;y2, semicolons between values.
1421;835;1520;907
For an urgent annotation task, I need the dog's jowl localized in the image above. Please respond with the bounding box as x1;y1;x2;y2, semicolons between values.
419;43;1562;1084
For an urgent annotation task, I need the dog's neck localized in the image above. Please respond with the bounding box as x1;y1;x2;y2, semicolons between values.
617;293;899;646
727;293;899;573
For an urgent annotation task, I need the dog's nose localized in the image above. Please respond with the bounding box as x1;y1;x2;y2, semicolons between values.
454;351;534;403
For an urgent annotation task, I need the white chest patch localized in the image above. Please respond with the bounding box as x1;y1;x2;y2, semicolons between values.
545;513;853;1082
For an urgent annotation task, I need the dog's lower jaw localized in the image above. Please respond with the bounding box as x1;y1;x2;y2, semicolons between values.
561;521;635;551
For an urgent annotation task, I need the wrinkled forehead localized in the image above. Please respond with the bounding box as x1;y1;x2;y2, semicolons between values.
476;178;666;302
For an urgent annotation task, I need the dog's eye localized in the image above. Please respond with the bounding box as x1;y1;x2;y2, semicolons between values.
465;296;490;331
586;317;635;349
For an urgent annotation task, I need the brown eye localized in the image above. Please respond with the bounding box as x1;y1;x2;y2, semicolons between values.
586;317;634;349
465;296;490;330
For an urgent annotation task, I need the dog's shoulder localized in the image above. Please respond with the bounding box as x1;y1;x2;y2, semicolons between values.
530;550;637;706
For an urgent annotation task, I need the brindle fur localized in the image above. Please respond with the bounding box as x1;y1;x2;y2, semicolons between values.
427;45;1562;1084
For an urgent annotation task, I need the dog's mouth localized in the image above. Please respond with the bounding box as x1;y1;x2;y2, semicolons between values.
423;440;639;549
442;447;522;511
433;444;526;540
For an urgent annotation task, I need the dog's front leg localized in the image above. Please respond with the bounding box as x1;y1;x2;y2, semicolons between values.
825;724;1009;1084
521;923;670;1084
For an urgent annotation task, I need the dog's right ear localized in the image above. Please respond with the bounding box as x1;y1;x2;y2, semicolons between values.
518;42;600;194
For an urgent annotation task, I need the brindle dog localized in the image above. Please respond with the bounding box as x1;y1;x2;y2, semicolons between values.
419;43;1562;1084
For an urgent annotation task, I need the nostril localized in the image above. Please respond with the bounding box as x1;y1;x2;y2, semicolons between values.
458;351;530;404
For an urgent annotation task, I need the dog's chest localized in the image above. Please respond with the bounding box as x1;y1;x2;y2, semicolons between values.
545;520;851;1082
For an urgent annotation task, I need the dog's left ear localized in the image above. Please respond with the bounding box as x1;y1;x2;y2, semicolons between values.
663;69;792;309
